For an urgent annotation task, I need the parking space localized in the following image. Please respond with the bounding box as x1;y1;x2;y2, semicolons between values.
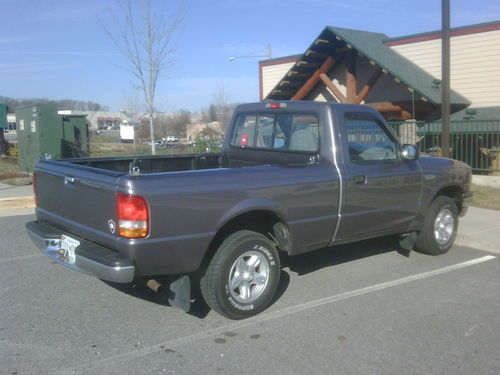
1;214;499;375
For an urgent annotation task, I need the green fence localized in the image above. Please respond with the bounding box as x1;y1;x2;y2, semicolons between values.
88;121;500;174
388;120;500;173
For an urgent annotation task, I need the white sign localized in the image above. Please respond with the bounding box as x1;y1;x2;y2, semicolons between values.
19;119;24;131
31;120;36;133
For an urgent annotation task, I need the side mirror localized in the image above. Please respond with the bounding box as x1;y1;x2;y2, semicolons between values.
401;144;419;161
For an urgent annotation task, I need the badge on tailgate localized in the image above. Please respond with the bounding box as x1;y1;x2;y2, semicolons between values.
59;235;80;265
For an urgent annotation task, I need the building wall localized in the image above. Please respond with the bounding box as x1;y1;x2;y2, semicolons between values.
387;29;500;108
261;61;297;99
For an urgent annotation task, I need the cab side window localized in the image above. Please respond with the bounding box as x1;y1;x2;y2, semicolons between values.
344;113;398;163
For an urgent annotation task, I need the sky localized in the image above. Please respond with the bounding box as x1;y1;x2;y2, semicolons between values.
0;0;499;112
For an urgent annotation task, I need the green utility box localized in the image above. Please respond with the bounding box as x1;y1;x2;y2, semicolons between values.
0;103;7;151
16;103;89;171
0;103;7;129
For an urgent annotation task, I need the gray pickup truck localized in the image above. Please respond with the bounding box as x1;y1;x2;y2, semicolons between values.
27;101;472;319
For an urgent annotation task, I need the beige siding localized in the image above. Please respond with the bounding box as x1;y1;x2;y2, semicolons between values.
261;62;296;98
391;29;500;107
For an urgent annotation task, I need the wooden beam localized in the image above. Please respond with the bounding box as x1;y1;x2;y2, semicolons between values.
400;110;412;120
345;50;357;103
319;73;346;103
368;103;413;121
356;69;383;104
367;103;413;120
366;102;404;112
315;38;330;45
292;56;335;100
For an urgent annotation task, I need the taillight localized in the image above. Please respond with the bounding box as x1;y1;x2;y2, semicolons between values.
265;102;287;109
116;193;149;238
33;172;39;207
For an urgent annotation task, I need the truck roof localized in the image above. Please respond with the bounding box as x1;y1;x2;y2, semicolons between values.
235;100;379;115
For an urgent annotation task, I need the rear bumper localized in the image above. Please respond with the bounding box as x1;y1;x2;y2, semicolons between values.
26;221;135;283
460;191;473;217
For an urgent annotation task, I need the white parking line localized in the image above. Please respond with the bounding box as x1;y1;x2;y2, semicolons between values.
59;254;496;375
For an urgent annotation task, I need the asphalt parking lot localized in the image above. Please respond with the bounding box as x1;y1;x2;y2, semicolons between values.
1;214;499;375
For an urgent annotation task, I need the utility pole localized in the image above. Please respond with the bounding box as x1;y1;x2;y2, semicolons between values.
441;0;451;157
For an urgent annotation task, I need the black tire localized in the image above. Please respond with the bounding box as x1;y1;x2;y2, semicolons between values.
415;196;458;255
200;230;281;319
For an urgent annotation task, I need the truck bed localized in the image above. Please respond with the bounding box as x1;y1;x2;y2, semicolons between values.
62;153;223;174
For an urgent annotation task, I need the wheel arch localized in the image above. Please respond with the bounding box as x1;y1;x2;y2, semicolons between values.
433;185;464;214
199;200;292;275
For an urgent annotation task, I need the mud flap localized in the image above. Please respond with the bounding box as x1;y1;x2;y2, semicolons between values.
168;275;191;312
399;232;417;254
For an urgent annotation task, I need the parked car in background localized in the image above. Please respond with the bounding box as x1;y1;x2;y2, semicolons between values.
26;101;472;320
166;135;178;142
155;139;165;147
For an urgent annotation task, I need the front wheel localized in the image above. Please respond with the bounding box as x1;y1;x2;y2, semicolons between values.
415;196;458;255
200;230;281;319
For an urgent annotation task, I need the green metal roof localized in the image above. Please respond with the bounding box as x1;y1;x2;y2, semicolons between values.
325;26;470;106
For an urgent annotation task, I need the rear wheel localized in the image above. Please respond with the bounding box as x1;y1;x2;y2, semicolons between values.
200;230;281;319
415;196;458;255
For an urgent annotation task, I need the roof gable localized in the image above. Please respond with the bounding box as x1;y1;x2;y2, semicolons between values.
265;25;470;109
325;26;469;106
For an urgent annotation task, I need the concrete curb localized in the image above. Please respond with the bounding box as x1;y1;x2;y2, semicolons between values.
472;175;500;189
0;196;36;210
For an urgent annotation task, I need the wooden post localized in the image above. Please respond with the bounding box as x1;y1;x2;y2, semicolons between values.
319;73;346;103
345;50;357;103
292;56;336;100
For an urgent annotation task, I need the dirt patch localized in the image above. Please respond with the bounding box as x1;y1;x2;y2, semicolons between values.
1;176;32;186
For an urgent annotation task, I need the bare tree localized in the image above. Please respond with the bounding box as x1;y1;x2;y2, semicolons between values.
102;0;184;155
213;81;232;134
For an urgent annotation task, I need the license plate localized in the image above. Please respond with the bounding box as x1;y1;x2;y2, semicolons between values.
60;235;80;265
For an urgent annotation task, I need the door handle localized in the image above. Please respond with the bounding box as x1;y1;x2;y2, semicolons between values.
353;175;367;184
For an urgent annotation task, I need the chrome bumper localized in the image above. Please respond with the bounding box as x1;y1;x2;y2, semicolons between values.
26;221;135;284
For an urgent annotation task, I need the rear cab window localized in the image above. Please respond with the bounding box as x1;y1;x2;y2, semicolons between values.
230;113;320;153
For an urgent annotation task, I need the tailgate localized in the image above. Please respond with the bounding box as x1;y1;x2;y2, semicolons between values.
34;160;123;250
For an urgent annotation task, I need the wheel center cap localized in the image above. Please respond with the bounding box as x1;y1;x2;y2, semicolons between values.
243;271;252;280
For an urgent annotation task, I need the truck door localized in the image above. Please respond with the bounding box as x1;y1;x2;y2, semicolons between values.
335;111;422;241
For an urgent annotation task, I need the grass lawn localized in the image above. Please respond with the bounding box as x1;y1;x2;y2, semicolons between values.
0;157;21;178
470;184;500;211
0;157;32;185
